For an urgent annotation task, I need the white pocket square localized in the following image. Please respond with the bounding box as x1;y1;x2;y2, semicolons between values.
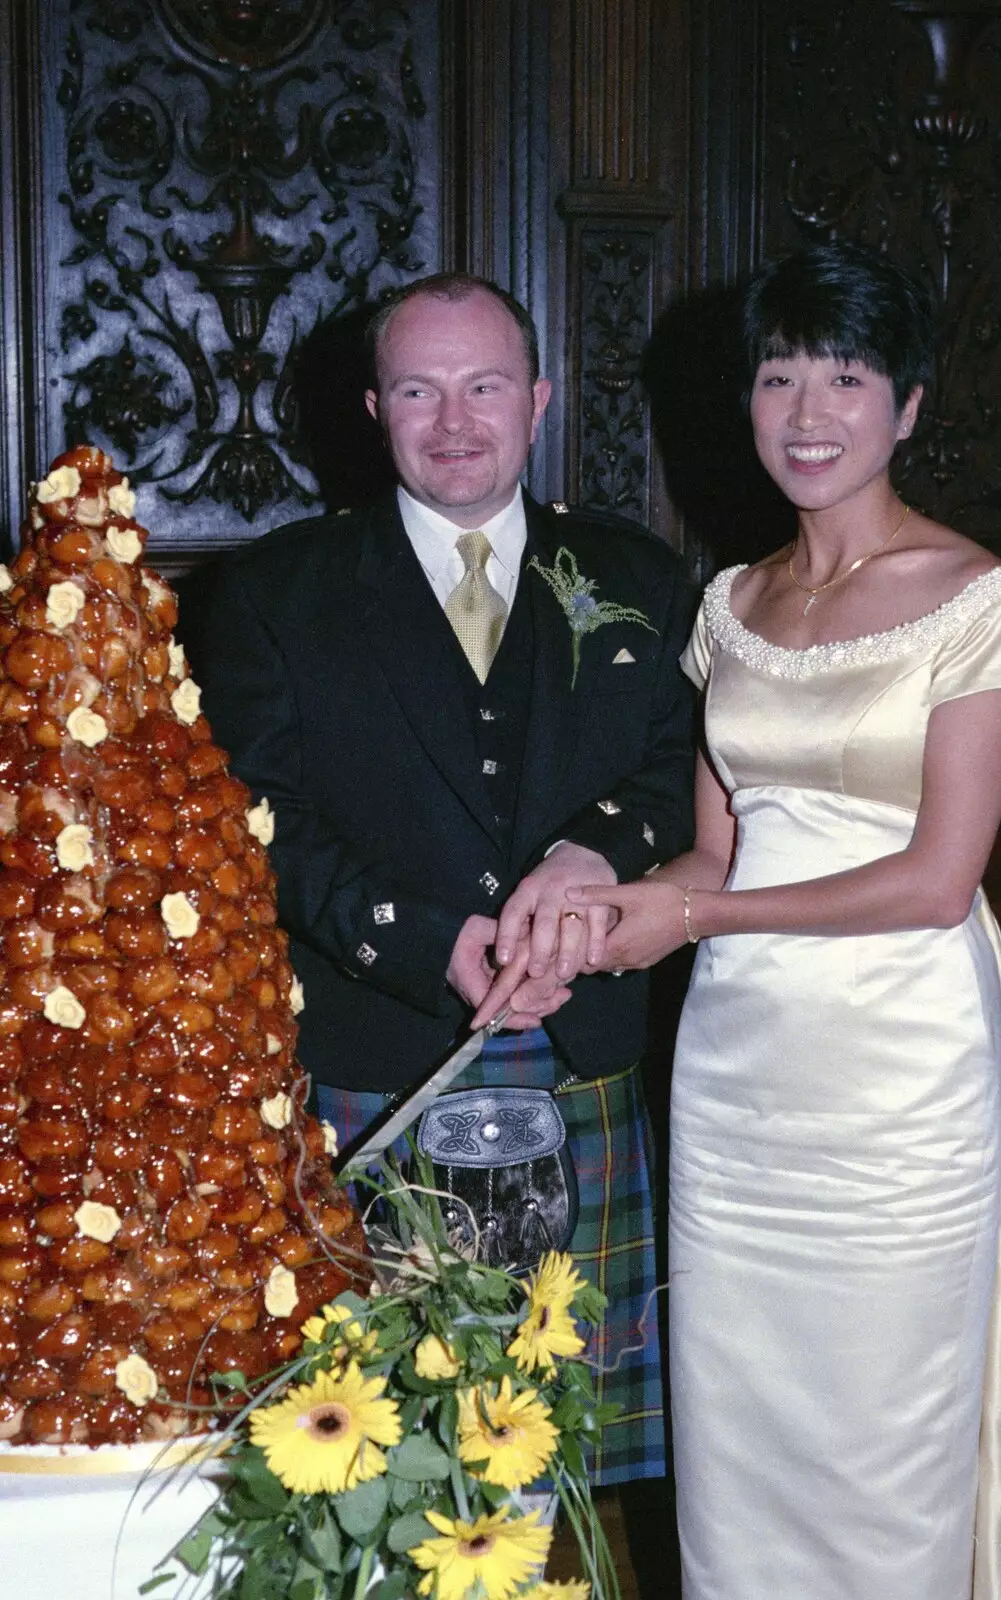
612;647;636;665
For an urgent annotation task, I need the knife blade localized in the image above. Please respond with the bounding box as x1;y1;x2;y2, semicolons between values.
338;1008;509;1173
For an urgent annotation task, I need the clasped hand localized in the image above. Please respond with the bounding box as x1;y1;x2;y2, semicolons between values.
450;842;616;1031
457;865;691;1031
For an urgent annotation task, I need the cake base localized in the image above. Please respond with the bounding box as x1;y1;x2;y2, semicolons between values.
0;1438;227;1598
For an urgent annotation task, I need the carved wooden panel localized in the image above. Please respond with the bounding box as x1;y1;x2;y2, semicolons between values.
1;0;441;560
552;0;683;537
760;0;1001;549
563;214;671;523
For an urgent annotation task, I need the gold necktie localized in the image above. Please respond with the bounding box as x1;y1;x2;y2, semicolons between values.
443;530;508;683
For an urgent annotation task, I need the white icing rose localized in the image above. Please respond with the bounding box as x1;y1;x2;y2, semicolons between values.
72;671;102;709
66;707;108;748
55;823;95;872
171;678;201;726
0;565;12;594
167;635;186;679
107;480;136;518
321;1120;339;1157
260;1092;292;1130
161;892;200;940
74;1200;121;1243
246;796;274;845
37;465;81;504
264;1264;299;1319
43;986;86;1029
106;525;141;564
45;581;85;631
115;1352;159;1407
289;977;305;1015
265;1033;282;1056
142;572;168;603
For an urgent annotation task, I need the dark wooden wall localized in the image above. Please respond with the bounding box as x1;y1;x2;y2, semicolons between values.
2;1;1000;577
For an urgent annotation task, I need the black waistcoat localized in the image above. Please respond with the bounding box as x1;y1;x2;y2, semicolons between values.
452;568;535;867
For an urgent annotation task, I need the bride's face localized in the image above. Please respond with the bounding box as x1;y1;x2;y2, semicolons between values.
749;352;921;512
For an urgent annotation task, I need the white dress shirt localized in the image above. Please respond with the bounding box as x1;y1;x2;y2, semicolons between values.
396;486;526;611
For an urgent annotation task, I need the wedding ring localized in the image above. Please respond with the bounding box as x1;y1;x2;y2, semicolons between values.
561;910;583;922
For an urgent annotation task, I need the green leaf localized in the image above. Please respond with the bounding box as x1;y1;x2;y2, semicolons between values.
390;1474;421;1510
400;1394;427;1431
564;1361;595;1400
572;1282;609;1323
373;1572;410;1600
290;1559;324;1600
211;1368;250;1392
240;1555;278;1600
334;1474;390;1539
477;1480;510;1509
331;1289;372;1319
437;1392;458;1449
388;1432;452;1481
230;1446;291;1515
387;1509;437;1553
302;1506;342;1573
139;1576;177;1594
549;1393;585;1431
396;1354;441;1396
560;1432;586;1477
176;1528;213;1575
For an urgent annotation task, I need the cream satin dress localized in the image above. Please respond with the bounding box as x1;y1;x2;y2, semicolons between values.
671;565;1001;1600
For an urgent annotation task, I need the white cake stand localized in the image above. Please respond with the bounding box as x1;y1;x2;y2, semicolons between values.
0;1437;227;1599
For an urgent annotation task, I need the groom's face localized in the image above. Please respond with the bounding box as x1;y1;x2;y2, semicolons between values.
365;288;551;529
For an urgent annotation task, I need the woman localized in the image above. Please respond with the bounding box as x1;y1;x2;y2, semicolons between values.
567;244;1001;1597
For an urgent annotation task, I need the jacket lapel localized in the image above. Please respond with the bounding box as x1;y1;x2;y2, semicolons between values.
511;497;594;858
354;498;500;842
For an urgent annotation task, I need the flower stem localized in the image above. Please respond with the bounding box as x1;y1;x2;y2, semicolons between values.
449;1456;471;1522
353;1543;376;1600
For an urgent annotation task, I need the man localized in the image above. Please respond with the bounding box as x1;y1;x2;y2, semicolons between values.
180;274;695;1490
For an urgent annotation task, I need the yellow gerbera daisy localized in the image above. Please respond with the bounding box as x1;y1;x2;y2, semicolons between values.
506;1252;587;1374
409;1507;552;1600
414;1332;462;1380
457;1376;558;1488
522;1583;591;1600
249;1361;401;1494
300;1301;378;1360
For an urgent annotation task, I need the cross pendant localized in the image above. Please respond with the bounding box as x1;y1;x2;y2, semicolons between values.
803;594;817;615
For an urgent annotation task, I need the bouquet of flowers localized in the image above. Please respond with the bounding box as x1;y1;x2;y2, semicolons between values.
147;1157;621;1600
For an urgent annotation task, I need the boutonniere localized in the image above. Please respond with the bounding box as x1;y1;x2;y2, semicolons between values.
529;546;657;687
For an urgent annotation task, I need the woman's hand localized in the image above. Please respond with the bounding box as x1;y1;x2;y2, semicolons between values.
566;876;690;970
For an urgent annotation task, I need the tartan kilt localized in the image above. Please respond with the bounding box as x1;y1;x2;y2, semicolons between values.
314;1027;665;1487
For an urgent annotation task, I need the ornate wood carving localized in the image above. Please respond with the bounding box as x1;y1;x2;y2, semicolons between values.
554;0;682;535
762;0;1001;548
4;0;439;553
561;213;666;521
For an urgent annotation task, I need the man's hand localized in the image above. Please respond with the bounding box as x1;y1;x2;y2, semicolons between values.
472;957;572;1031
448;914;571;1031
494;842;618;980
446;914;500;1010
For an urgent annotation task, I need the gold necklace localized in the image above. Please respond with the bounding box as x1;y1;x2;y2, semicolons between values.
787;503;910;615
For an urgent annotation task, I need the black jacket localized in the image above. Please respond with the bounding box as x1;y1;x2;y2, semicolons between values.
179;491;696;1091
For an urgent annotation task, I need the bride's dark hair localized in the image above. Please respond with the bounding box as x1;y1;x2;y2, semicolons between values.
743;242;935;413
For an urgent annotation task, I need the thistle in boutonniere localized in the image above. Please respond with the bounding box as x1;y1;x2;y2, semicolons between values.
529;548;657;688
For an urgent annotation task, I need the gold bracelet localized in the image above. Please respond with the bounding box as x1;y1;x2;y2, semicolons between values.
683;885;699;945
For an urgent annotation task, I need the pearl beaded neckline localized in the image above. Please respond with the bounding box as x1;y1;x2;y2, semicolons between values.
704;564;1001;680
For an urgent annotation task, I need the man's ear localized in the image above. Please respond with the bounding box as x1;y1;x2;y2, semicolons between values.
530;378;553;441
364;388;379;423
